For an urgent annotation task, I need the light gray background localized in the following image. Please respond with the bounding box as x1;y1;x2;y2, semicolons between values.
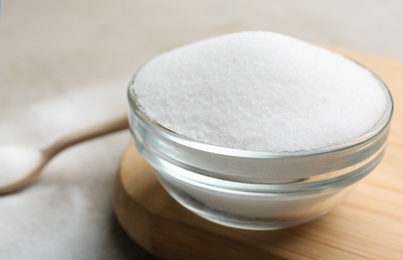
1;1;402;259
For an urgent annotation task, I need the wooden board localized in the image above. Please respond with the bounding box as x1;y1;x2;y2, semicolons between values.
113;50;403;259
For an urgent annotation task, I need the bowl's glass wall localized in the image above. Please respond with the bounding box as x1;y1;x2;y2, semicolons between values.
156;170;357;229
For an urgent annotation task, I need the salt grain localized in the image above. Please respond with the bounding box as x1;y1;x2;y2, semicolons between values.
132;31;388;152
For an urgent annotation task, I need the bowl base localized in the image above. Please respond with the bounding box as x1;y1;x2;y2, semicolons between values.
112;145;336;258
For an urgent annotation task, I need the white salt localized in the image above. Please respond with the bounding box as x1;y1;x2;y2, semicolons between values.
132;31;389;152
0;145;42;186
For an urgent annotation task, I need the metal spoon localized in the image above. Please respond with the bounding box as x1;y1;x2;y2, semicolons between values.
0;113;129;195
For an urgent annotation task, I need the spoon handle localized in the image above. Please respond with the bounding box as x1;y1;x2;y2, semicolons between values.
43;113;129;158
0;113;130;195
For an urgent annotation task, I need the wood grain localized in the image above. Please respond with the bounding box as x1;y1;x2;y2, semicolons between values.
113;50;403;259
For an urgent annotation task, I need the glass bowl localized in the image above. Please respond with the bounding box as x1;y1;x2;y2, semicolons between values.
127;71;393;230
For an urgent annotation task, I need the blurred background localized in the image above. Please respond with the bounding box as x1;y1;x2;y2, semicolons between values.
0;0;402;259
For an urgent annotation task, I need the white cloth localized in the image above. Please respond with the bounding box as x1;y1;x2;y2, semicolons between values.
0;81;151;259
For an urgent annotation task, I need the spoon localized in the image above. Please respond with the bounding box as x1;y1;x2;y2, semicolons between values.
0;113;129;195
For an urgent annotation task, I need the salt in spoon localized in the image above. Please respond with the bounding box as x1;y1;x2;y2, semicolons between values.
0;113;129;195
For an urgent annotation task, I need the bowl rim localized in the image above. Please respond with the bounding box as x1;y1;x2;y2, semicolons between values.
128;70;393;159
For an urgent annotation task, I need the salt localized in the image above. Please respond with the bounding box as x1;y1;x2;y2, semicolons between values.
0;145;42;186
132;31;389;152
